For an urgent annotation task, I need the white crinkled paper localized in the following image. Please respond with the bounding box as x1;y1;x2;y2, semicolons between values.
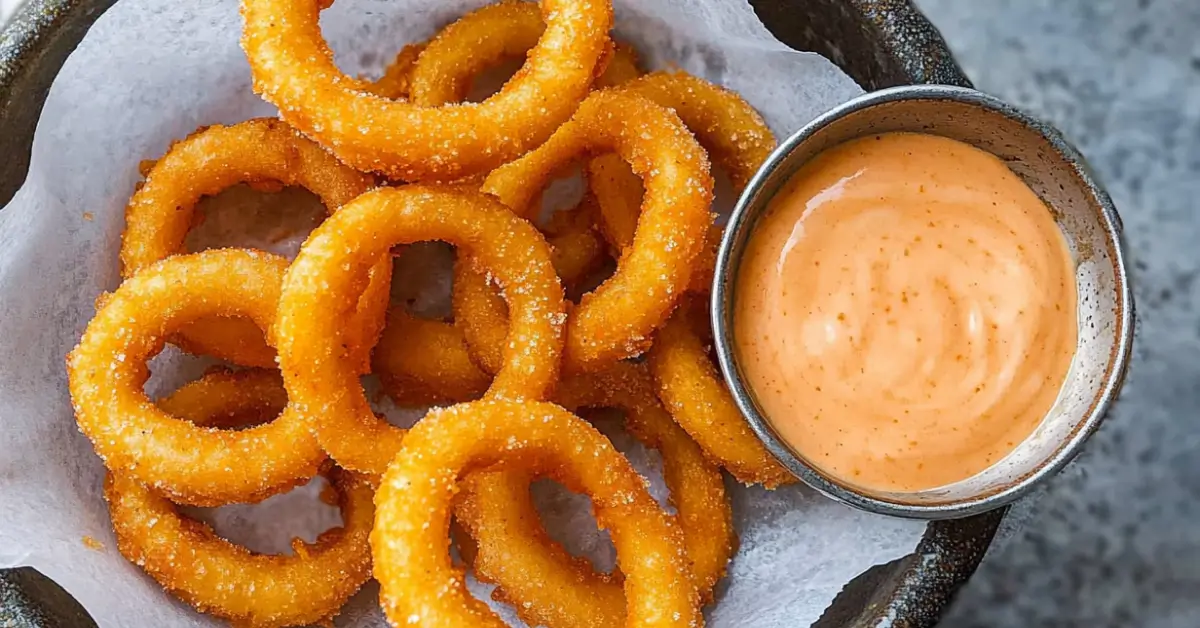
0;0;927;625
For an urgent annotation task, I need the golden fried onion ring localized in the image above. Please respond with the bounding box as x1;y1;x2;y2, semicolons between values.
616;71;775;190
580;73;791;486
106;468;374;627
105;368;373;627
119;118;388;373
589;152;721;295
407;0;547;107
401;6;635;291
649;299;794;488
372;398;701;627
275;185;565;476
240;0;613;181
457;91;714;373
456;362;734;627
68;250;328;506
590;70;776;293
406;1;640;106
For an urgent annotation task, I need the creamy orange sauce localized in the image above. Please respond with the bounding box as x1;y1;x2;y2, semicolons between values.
735;132;1078;492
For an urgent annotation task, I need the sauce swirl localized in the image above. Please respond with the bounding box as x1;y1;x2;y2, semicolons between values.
734;132;1078;492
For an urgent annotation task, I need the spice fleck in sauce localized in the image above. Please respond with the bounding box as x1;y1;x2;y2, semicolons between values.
735;132;1078;492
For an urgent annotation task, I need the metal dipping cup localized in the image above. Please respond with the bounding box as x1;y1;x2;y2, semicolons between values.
712;85;1135;519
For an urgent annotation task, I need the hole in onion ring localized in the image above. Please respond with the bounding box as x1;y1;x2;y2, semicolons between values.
536;166;587;224
529;480;617;575
142;349;225;400
390;241;456;319
526;409;674;576
464;56;526;103
315;0;445;91
711;167;738;224
568;256;618;302
181;476;343;555
361;374;437;428
184;183;326;260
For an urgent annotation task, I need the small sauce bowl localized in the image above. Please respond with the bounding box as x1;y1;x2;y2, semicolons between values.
712;85;1135;519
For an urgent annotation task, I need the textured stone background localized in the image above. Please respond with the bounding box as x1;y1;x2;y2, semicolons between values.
915;1;1200;627
1;0;1195;626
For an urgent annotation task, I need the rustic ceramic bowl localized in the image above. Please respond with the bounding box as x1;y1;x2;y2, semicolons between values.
0;0;1004;626
713;85;1135;520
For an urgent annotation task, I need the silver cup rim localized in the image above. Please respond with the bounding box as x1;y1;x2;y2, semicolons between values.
711;84;1135;520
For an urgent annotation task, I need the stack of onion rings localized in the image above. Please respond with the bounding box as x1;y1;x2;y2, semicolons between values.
120;118;389;373
68;2;815;623
104;369;374;628
68;250;328;506
275;185;566;476
393;4;642;290
366;9;644;396
241;0;613;181
372;398;701;627
456;90;714;373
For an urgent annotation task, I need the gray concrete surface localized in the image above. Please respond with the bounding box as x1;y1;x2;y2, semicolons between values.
914;1;1200;626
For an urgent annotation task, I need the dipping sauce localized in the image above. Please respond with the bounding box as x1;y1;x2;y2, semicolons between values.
734;132;1078;492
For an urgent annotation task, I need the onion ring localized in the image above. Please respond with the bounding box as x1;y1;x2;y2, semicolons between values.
457;91;714;373
649;298;794;488
406;1;639;106
275;185;565;476
389;13;638;297
240;0;613;181
615;71;775;191
119;118;388;373
590;152;721;294
406;0;548;107
399;8;637;289
590;70;776;292
578;73;790;485
456;362;734;627
68;250;328;506
106;467;374;628
371;398;701;628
